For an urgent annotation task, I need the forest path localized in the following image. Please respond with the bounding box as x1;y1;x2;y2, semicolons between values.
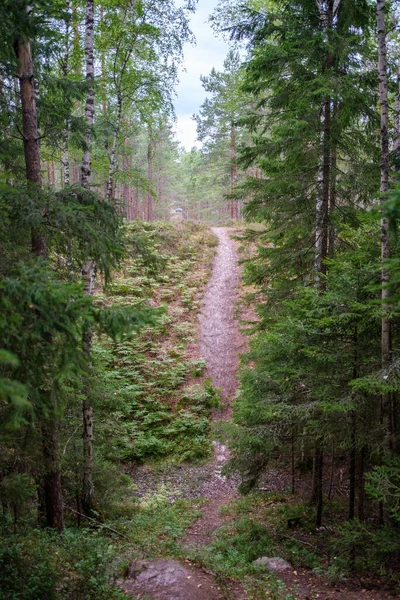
121;228;245;600
183;226;244;548
198;226;243;407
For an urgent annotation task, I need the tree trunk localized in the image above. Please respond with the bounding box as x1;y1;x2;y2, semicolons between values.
311;1;335;527
147;133;153;221
15;24;64;532
394;50;400;172
327;443;334;501
122;137;130;218
62;127;70;186
106;91;122;202
42;419;64;532
100;6;107;116
349;411;356;520
61;3;71;187
328;102;337;256
47;161;55;187
377;0;392;450
291;431;295;495
316;443;323;527
349;327;359;521
80;0;96;515
311;95;331;524
134;184;139;219
314;97;331;285
230;125;238;219
81;0;95;189
358;446;365;521
14;35;47;257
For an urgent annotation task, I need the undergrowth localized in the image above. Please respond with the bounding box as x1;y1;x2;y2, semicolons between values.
94;220;219;464
188;491;400;597
1;221;220;600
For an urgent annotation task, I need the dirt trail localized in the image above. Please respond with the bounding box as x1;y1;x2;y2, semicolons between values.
182;227;243;547
198;227;243;406
121;228;244;600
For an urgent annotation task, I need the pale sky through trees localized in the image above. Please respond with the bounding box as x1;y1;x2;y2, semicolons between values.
174;0;229;150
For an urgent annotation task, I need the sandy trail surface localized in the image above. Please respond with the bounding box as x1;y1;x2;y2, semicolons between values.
183;227;243;548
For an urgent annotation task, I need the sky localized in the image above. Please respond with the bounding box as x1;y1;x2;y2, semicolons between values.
173;0;230;151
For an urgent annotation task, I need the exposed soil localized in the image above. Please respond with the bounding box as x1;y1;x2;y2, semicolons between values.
122;227;397;600
198;227;243;409
183;227;243;547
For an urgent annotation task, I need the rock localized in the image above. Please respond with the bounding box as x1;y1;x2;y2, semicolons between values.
253;556;292;572
119;558;225;600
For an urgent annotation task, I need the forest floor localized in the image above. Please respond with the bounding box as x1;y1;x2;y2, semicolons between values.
120;228;397;600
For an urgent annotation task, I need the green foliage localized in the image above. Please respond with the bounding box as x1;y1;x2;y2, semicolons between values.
93;222;218;465
3;185;125;281
365;457;400;522
230;232;384;485
0;529;126;600
334;520;400;576
188;500;295;600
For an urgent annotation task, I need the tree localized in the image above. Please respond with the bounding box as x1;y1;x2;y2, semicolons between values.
196;50;248;219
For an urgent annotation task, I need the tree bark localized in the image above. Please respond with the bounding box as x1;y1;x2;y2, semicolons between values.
134;184;139;219
14;20;64;532
328;103;337;256
146;133;154;221
106;91;122;202
62;127;70;186
230;124;238;219
377;0;392;451
314;97;331;286
81;0;95;189
349;411;356;520
42;420;64;532
311;0;335;527
358;446;365;520
316;443;323;527
291;431;296;495
80;0;96;515
122;137;130;218
61;2;71;187
393;50;400;172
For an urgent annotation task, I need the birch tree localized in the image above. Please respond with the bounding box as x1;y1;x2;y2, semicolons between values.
81;0;96;515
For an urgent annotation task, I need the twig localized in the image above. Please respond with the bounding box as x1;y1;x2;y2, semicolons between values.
61;424;80;459
66;507;131;540
280;534;315;548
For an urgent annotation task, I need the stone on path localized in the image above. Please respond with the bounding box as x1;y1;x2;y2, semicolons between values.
120;559;225;600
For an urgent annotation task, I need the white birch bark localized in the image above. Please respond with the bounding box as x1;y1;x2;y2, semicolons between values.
106;92;123;201
81;0;95;188
81;0;96;514
393;48;400;170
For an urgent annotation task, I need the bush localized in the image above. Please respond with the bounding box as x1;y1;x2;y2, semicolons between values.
335;519;400;576
0;529;126;600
